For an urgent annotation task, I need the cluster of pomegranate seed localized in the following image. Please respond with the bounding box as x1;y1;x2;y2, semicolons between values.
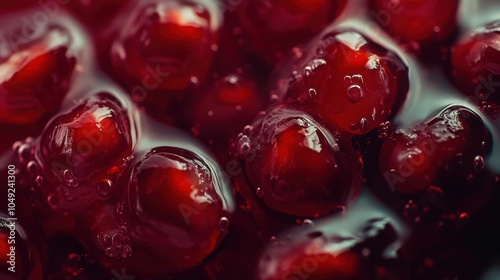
1;0;500;279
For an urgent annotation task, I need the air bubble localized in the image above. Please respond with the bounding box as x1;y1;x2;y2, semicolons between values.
218;217;230;231
308;88;317;97
115;203;124;215
47;194;60;209
302;66;312;78
359;118;369;133
63;170;76;186
97;179;113;197
256;188;263;198
243;125;253;135
112;233;124;248
12;141;22;152
347;85;364;103
18;144;31;162
270;94;279;102
122;245;132;258
105;247;117;258
238;135;251;157
474;156;485;172
35;175;44;186
302;219;314;226
378;121;392;140
310;59;326;70
27;160;38;175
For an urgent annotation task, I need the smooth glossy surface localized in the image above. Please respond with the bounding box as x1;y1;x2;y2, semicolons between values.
243;107;363;217
451;20;500;105
0;25;76;125
124;146;234;273
272;28;409;134
37;92;135;212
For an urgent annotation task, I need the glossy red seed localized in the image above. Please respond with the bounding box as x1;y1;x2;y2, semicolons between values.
0;25;76;125
0;214;43;280
37;92;135;212
380;106;491;194
274;29;408;134
243;107;362;217
450;21;500;105
369;0;459;45
84;202;214;279
183;74;266;160
110;0;221;102
257;194;408;280
123;147;234;273
233;0;347;65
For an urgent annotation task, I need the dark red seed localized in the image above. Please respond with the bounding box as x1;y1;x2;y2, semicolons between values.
36;92;135;213
272;28;409;134
257;193;408;280
0;25;76;125
233;0;347;65
450;21;500;106
183;74;266;160
110;0;222;105
369;0;459;46
380;105;491;194
0;214;43;280
121;147;234;274
243;107;363;217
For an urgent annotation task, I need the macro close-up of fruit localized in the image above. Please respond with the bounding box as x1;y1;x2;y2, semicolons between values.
1;0;500;279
